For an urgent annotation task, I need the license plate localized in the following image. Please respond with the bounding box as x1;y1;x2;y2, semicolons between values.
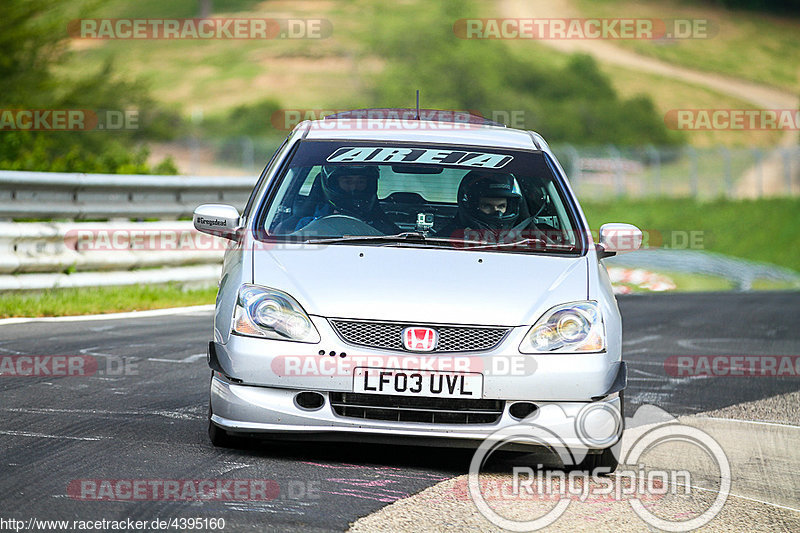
353;367;483;398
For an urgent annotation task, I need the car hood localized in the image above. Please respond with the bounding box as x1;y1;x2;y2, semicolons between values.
252;245;588;326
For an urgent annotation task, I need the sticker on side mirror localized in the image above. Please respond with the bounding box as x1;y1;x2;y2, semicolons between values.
195;216;228;228
193;204;240;239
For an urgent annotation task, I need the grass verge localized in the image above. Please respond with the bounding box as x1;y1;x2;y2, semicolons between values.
582;197;800;272
0;283;217;319
573;0;800;94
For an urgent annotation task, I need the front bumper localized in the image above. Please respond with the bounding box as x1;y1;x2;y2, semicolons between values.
210;374;623;451
211;314;623;401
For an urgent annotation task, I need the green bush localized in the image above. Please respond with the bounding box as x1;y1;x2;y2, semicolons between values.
203;99;284;138
713;0;800;15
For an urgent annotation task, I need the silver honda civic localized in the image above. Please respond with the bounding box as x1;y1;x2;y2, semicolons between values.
194;110;641;470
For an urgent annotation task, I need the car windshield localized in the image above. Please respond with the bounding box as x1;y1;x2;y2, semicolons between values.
257;140;584;254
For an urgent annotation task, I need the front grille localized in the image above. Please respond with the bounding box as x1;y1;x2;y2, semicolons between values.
330;320;509;352
329;392;504;424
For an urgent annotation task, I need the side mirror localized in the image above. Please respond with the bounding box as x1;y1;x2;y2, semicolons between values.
193;204;241;240
597;223;642;259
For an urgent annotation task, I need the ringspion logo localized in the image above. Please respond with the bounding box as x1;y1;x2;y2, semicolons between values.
468;404;730;531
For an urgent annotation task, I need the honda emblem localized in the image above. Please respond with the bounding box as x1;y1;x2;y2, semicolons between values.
402;327;439;352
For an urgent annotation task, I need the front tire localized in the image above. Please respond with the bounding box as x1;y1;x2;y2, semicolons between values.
575;446;619;472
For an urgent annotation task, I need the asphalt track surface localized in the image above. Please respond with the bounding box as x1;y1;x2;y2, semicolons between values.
0;292;797;531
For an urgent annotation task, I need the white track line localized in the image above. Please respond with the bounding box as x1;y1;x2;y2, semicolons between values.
0;429;106;441
623;335;661;346
0;305;214;325
148;353;206;364
611;472;800;514
693;416;800;429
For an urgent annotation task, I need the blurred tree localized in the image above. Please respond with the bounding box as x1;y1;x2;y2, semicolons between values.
0;0;180;173
203;99;283;138
710;0;800;15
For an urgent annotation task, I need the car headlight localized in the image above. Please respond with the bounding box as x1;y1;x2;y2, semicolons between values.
232;285;320;343
519;301;605;353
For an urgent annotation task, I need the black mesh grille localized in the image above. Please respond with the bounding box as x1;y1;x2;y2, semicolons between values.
329;392;504;424
329;320;509;352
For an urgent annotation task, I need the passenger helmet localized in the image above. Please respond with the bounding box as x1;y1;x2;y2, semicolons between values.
457;170;522;230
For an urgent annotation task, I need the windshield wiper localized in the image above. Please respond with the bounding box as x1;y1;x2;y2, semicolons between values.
305;232;485;246
460;238;578;252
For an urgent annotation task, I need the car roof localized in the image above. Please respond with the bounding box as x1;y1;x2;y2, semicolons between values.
295;110;543;151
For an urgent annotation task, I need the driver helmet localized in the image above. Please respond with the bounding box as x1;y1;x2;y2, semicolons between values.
320;165;380;216
456;170;522;230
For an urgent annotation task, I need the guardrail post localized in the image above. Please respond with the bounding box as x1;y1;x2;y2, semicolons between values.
242;137;255;173
782;148;792;196
686;146;698;197
646;145;660;197
607;144;624;197
719;146;732;198
751;148;763;198
561;144;580;190
191;107;204;175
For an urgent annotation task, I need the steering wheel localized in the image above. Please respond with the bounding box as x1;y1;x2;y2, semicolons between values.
289;214;384;237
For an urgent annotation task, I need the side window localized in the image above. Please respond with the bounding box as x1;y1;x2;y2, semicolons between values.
263;167;315;234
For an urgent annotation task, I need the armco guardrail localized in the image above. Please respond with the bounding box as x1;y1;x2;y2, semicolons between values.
0;222;226;274
0;170;256;220
0;221;229;291
0;170;255;291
